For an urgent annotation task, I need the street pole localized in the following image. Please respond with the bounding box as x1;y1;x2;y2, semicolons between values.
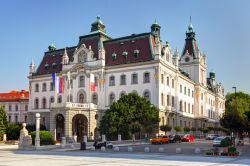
232;86;237;146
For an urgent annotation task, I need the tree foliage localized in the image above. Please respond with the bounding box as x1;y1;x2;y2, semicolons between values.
174;126;182;132
99;93;159;140
160;125;172;135
0;106;8;140
220;92;250;133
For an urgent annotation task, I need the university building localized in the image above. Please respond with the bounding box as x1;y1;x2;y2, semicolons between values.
27;17;225;141
0;90;29;124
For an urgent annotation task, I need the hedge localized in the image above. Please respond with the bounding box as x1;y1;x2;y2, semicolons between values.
30;130;54;145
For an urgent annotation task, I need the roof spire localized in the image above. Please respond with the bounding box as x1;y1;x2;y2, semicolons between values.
188;16;193;32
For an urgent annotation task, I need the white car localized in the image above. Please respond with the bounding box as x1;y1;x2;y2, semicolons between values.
213;136;231;147
206;134;219;140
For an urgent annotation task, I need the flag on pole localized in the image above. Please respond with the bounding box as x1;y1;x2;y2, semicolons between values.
52;73;56;86
90;74;95;92
59;76;64;93
56;76;60;94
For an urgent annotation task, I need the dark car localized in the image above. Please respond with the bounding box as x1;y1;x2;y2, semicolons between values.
169;135;182;143
93;141;113;149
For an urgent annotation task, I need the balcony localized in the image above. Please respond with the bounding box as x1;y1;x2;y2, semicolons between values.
51;102;97;110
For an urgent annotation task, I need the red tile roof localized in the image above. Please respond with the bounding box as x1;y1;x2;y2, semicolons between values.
0;90;29;102
35;32;153;75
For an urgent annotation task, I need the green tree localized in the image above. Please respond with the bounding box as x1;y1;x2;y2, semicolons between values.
184;127;191;133
174;126;182;132
160;125;172;135
99;93;159;140
0;106;8;140
220;92;250;134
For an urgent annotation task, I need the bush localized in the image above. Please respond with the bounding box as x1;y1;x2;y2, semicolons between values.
174;126;182;132
191;127;196;131
220;138;231;147
30;130;54;145
160;125;172;135
184;127;190;133
228;146;237;153
6;123;22;140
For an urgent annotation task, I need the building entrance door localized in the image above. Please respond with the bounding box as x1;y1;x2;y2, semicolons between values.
72;114;88;142
55;114;65;141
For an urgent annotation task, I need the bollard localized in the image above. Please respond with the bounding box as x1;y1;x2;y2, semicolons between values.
90;146;95;151
128;147;133;152
194;148;201;154
73;135;77;143
132;134;135;141
118;134;122;142
3;134;6;142
35;113;40;149
101;146;106;151
144;147;150;153
61;137;66;148
114;146;119;152
102;135;106;142
83;136;87;143
176;147;182;154
159;147;164;153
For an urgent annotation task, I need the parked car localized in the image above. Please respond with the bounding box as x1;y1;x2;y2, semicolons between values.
169;135;182;143
93;141;113;149
213;136;231;147
151;136;170;144
206;134;219;140
181;134;195;142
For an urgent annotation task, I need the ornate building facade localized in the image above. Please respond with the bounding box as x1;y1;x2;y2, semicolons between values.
0;90;29;124
27;17;225;141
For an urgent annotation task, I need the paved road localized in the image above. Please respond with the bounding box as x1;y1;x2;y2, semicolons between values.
0;150;249;166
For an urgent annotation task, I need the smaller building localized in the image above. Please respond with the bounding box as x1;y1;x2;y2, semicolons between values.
0;90;29;124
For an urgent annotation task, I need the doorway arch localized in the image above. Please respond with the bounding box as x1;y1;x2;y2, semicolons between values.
55;114;65;141
72;114;88;142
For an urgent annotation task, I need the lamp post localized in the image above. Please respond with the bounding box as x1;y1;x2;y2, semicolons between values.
232;86;237;146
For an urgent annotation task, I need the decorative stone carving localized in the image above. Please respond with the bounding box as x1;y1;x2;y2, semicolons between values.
18;123;32;150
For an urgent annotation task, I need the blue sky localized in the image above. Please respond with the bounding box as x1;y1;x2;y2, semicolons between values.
0;0;249;94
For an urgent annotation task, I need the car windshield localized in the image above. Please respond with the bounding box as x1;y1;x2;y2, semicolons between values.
215;137;224;141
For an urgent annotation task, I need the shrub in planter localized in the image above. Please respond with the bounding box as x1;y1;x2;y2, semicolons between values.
220;138;231;147
30;130;54;145
6;123;22;140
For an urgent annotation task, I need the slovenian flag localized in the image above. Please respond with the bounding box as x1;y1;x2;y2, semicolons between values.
52;73;56;86
90;74;95;92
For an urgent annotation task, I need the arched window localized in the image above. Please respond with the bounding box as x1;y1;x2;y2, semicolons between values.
79;93;85;103
161;93;164;106
179;100;183;112
167;77;169;86
109;93;115;105
34;98;39;109
184;102;186;112
143;90;150;101
50;97;54;107
58;96;62;103
92;93;98;105
35;84;39;92
42;83;47;92
120;91;126;98
79;76;85;87
42;98;47;109
109;76;115;86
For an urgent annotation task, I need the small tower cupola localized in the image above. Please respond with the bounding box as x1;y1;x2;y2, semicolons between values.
91;16;106;33
48;43;56;51
151;20;161;37
62;48;69;65
185;16;195;39
29;59;36;75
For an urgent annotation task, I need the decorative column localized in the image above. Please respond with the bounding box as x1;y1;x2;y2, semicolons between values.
35;113;40;148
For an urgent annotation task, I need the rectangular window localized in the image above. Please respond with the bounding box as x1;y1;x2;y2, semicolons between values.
172;96;175;107
94;76;98;86
179;101;183;111
192;90;194;98
25;116;27;123
131;73;138;84
79;76;85;87
70;79;73;89
188;103;190;113
161;74;164;84
184;102;186;112
35;84;39;92
25;105;28;111
50;82;54;91
144;72;150;83
167;95;170;106
172;79;174;88
184;87;186;95
42;83;46;92
9;116;11;122
167;77;169;86
120;75;126;85
9;105;11;111
192;105;194;114
180;84;182;93
15;105;18;111
188;89;190;96
15;116;18;123
109;76;115;86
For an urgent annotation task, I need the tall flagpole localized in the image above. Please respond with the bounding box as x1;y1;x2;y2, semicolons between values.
88;72;91;140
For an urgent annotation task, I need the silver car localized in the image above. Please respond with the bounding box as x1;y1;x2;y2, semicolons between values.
213;136;230;146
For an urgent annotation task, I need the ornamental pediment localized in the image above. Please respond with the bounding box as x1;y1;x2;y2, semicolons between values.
73;43;95;64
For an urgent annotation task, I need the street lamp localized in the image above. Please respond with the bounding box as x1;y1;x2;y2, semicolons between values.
232;86;237;146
